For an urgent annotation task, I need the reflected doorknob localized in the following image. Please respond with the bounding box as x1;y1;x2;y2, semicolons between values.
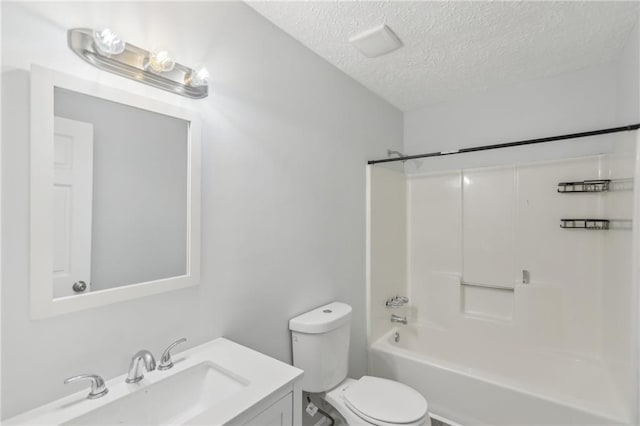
72;281;87;292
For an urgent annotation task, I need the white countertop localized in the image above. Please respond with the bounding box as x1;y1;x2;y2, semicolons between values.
5;338;303;425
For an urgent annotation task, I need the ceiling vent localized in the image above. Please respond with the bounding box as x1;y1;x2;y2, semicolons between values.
349;24;403;58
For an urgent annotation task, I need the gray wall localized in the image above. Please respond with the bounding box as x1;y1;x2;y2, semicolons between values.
55;88;189;291
403;62;626;173
1;1;403;417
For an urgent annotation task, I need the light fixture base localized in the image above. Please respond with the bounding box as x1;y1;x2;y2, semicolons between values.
67;28;208;99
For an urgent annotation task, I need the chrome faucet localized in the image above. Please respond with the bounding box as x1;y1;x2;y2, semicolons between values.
390;314;407;325
64;374;109;399
125;349;156;383
158;338;187;371
386;296;409;308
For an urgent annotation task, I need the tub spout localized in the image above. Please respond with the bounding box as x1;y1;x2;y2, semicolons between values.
391;314;407;325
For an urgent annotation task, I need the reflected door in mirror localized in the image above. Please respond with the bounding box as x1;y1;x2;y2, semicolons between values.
53;117;94;298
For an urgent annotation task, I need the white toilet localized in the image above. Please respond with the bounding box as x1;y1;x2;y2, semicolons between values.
290;302;431;426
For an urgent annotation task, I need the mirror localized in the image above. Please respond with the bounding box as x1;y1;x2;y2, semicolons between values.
53;88;189;297
30;66;201;318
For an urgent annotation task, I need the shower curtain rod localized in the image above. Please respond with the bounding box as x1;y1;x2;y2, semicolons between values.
367;123;640;165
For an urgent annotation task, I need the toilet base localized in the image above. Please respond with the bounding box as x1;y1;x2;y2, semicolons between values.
305;392;347;425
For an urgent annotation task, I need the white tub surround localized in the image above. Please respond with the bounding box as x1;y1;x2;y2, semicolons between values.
4;338;303;425
368;166;408;342
368;150;636;425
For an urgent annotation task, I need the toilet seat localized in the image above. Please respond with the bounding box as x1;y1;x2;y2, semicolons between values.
325;377;429;426
343;376;428;425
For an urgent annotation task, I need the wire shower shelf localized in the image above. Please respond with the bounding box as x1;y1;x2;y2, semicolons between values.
560;219;610;230
557;180;610;193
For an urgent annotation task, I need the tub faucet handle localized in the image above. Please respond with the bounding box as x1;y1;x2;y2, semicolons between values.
386;296;409;308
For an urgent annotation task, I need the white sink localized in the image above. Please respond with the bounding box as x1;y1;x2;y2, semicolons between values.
63;362;248;425
5;338;303;425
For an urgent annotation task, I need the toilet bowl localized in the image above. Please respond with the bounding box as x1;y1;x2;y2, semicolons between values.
290;302;431;426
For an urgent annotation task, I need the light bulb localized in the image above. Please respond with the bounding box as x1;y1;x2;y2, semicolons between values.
190;66;209;87
148;50;175;73
93;28;126;55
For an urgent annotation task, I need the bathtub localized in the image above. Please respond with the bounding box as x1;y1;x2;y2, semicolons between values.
369;326;631;425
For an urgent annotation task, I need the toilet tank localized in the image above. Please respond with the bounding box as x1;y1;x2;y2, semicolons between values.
289;302;352;393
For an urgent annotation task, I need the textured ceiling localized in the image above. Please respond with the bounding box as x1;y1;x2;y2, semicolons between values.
247;1;640;111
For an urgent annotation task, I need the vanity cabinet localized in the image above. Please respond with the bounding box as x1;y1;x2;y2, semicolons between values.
244;392;293;425
225;383;301;426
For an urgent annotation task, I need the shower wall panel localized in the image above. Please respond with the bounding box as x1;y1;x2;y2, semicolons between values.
462;166;517;288
369;166;407;342
407;155;630;360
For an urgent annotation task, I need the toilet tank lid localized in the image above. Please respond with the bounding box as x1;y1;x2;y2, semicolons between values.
289;302;352;334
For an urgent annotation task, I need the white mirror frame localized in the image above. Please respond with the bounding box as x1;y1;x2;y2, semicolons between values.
30;65;201;319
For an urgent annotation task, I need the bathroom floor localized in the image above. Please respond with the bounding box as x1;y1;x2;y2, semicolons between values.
312;416;450;426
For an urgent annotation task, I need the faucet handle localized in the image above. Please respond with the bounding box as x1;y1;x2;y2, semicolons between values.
158;338;187;371
385;296;409;308
64;374;109;399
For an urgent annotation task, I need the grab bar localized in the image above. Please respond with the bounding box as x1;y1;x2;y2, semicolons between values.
461;281;514;292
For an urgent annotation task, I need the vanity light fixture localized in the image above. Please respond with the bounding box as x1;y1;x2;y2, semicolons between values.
187;66;210;87
93;28;126;55
68;28;208;99
148;49;176;73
